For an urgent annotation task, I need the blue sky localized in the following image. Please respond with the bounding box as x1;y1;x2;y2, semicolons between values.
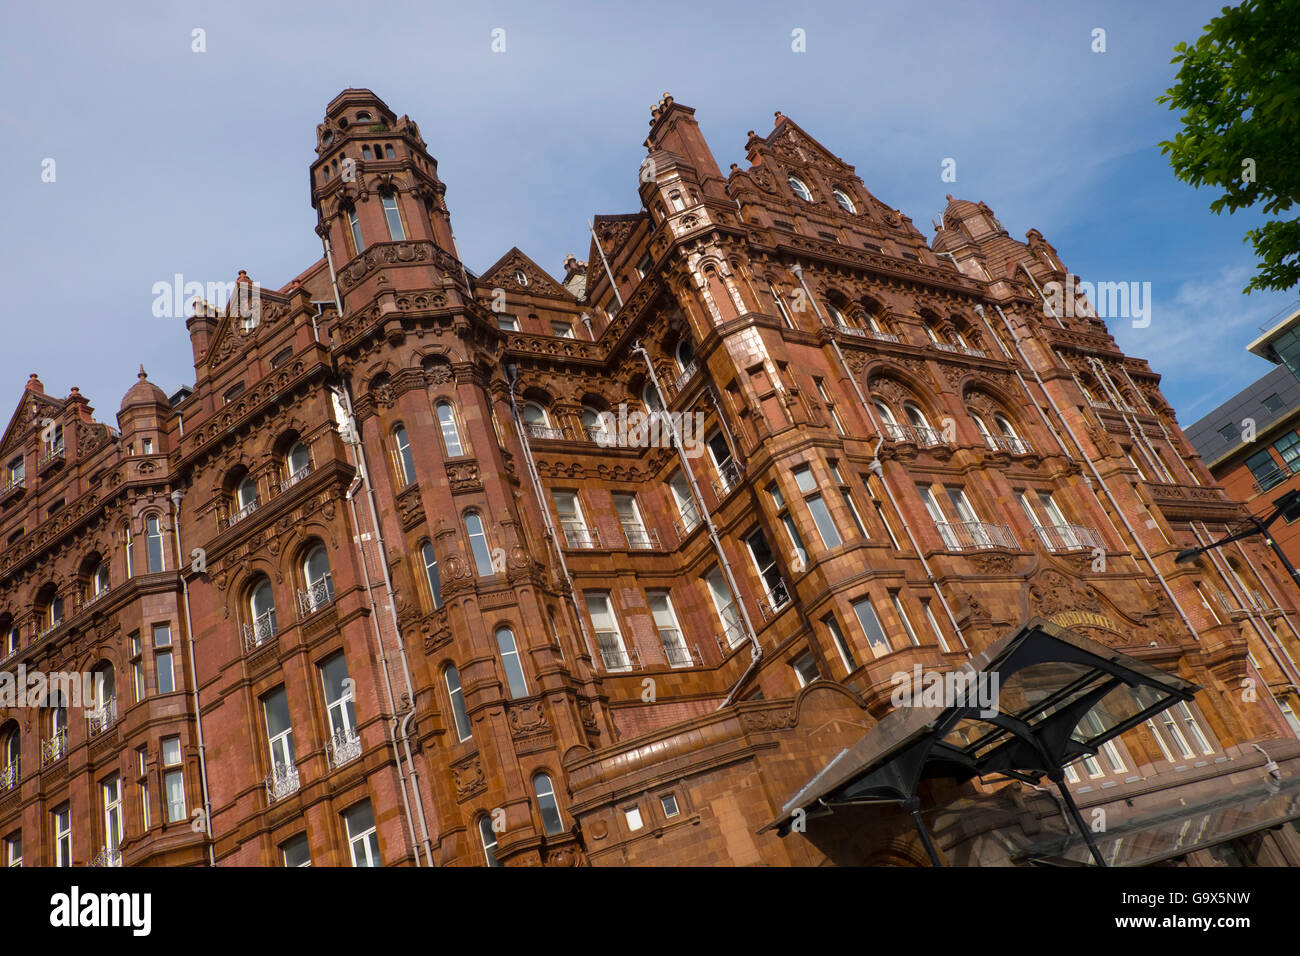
1;0;1293;428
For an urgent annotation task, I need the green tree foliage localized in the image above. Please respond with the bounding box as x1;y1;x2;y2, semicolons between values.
1158;0;1300;293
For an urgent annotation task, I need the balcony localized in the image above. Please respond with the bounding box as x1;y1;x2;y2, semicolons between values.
711;459;744;500
90;845;122;868
673;362;699;392
758;579;792;619
242;612;277;652
1087;398;1113;411
672;504;703;542
525;423;566;441
297;576;334;617
714;618;747;653
596;635;637;673
0;760;18;791
80;586;111;612
227;499;259;528
881;421;914;443
40;728;67;767
0;474;25;504
935;521;1017;552
560;521;600;550
37;441;65;475
622;526;660;550
1031;524;1104;553
87;697;117;737
585;425;618;446
912;425;946;448
837;324;899;344
265;762;301;802
983;434;1033;455
657;629;699;668
326;726;362;769
933;342;987;358
279;463;313;493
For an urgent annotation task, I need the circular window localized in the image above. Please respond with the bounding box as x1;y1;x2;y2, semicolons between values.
514;270;529;286
832;188;857;213
788;176;813;202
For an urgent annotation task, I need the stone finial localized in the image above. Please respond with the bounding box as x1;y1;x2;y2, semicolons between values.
26;373;44;394
138;365;148;380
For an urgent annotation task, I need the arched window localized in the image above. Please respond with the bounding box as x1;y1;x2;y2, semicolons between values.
675;339;696;373
392;425;416;486
971;413;995;448
825;302;847;327
993;413;1019;440
248;576;277;646
89;663;116;734
788;175;813;202
641;382;663;414
903;403;931;431
146;516;165;572
302;545;334;613
444;665;471;742
464;512;495;576
2;725;19;789
495;627;528;698
236;476;259;512
478;815;501;867
522;403;551;437
421;541;443;610
832;188;857;213
285;442;311;486
864;309;885;334
346;206;363;254
380;191;405;241
873;401;899;426
533;772;564;835
436;402;464;457
90;560;110;597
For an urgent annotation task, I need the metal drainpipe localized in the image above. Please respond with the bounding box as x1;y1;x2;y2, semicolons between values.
343;476;422;864
987;305;1201;641
169;490;215;867
630;343;763;703
503;364;600;670
322;232;436;867
826;337;969;652
1193;521;1300;691
790;263;824;325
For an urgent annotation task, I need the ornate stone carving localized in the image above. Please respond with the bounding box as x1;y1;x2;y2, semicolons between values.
447;460;481;493
452;754;485;801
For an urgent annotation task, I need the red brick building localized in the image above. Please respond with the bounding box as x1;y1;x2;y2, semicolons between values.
2;88;1300;867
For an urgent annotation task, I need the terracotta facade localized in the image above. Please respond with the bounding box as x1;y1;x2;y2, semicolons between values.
2;88;1299;867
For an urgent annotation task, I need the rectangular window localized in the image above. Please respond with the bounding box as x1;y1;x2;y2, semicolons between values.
649;590;692;667
319;652;357;740
660;794;680;818
921;600;951;653
155;624;175;695
585;591;631;672
614;493;652;549
5;832;19;868
343;800;381;867
133;660;146;702
1245;449;1285;489
496;629;529;698
162;736;186;822
851;597;892;658
791;651;820;687
146;519;165;572
823;614;857;673
381;194;405;241
814;378;845;434
281;833;311;867
1275;432;1300;473
707;430;737;495
551;321;574;338
890;592;921;647
624;807;644;831
53;805;71;867
553;490;594;549
805;493;842;550
496;314;519;332
102;775;122;859
445;666;472;742
1177;701;1214;754
669;471;701;535
137;746;150;831
706;566;744;649
746;529;788;610
263;687;296;777
348;207;363;253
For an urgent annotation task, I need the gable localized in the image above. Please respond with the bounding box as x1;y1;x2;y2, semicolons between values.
478;247;574;301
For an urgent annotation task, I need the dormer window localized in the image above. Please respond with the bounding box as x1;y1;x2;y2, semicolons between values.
832;188;857;213
788;176;813;202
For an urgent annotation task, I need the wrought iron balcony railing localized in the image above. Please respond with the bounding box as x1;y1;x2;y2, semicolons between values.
297;577;334;617
38;441;65;472
912;425;946;448
714;617;748;654
41;729;67;767
881;421;913;443
560;521;600;550
1031;524;1104;553
0;761;18;791
280;463;313;493
90;845;122;868
242;612;277;652
673;362;699;392
711;459;744;500
0;475;25;501
87;697;117;737
672;504;703;541
227;499;259;527
657;630;699;668
934;521;1017;552
596;636;637;673
326;726;362;769
758;579;791;619
526;423;566;441
622;526;659;550
265;763;300;802
983;434;1033;455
